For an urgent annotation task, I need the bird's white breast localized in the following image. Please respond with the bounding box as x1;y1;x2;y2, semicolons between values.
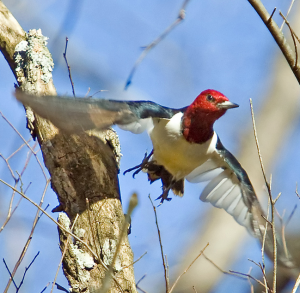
149;112;217;179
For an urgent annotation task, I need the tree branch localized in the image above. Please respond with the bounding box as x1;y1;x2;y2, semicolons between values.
247;0;300;83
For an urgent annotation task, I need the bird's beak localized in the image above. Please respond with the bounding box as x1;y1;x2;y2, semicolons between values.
217;101;239;109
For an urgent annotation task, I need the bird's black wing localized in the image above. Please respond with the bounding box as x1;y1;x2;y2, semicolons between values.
186;137;257;231
15;90;184;134
186;137;294;267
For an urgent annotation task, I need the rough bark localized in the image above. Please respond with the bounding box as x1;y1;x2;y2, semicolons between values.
0;2;137;292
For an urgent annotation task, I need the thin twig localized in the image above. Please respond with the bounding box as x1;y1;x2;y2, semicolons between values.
3;252;40;292
86;198;101;260
250;99;277;292
285;204;297;227
40;282;50;293
86;200;125;292
267;7;276;23
149;195;169;292
0;179;99;261
63;37;76;97
165;254;169;290
279;11;299;68
124;0;190;89
202;253;246;279
0;111;47;179
296;183;300;199
229;270;269;290
247;267;254;293
248;259;271;291
169;243;209;293
273;192;282;204
292;273;300;293
0;182;18;232
50;214;79;293
0;153;17;181
247;0;300;84
276;205;297;259
100;193;138;293
249;99;270;193
3;259;18;289
1;180;32;232
261;215;273;227
119;252;147;271
20;141;37;176
7;138;32;160
280;0;296;31
136;275;148;293
4;180;50;293
18;251;40;291
261;196;270;292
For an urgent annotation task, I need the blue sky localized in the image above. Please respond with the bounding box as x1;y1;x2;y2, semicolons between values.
1;1;300;292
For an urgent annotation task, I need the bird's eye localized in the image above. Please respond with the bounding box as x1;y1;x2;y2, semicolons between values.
206;94;215;102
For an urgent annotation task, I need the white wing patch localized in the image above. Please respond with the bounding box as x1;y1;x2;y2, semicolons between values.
186;159;223;183
199;169;251;228
186;157;251;230
117;118;153;134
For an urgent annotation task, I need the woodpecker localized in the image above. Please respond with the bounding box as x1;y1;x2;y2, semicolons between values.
15;89;294;267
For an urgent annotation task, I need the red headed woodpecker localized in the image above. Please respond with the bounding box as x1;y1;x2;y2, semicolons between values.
15;89;294;267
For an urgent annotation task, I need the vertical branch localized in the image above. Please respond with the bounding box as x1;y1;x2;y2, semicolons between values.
149;195;169;293
250;99;277;293
63;37;76;97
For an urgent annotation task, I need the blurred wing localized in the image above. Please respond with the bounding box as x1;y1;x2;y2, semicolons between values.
15;90;182;134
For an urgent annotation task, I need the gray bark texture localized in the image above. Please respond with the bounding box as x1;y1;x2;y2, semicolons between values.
0;1;137;292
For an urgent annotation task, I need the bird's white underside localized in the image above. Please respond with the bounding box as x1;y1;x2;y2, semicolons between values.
117;113;251;231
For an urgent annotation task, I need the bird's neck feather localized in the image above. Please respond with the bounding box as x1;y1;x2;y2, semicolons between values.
182;109;224;144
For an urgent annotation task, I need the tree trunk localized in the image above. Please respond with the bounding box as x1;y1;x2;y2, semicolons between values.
0;2;137;292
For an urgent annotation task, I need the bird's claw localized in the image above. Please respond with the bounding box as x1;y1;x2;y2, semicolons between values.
155;189;172;205
123;150;153;177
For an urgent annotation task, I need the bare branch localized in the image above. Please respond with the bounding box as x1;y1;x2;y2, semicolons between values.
0;111;47;179
63;37;76;97
202;253;245;279
169;243;209;293
279;0;296;31
279;11;299;67
247;0;300;83
50;214;79;293
119;252;148;272
4;180;50;292
0;179;99;260
99;193;138;293
268;8;277;23
149;195;169;292
136;275;148;293
250;99;277;292
292;273;300;293
229;270;269;291
125;0;191;89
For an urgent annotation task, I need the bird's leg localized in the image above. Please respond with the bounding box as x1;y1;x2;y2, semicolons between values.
123;150;154;178
156;179;177;204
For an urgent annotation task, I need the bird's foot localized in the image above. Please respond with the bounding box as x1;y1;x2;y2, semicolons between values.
156;187;172;205
123;150;153;178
